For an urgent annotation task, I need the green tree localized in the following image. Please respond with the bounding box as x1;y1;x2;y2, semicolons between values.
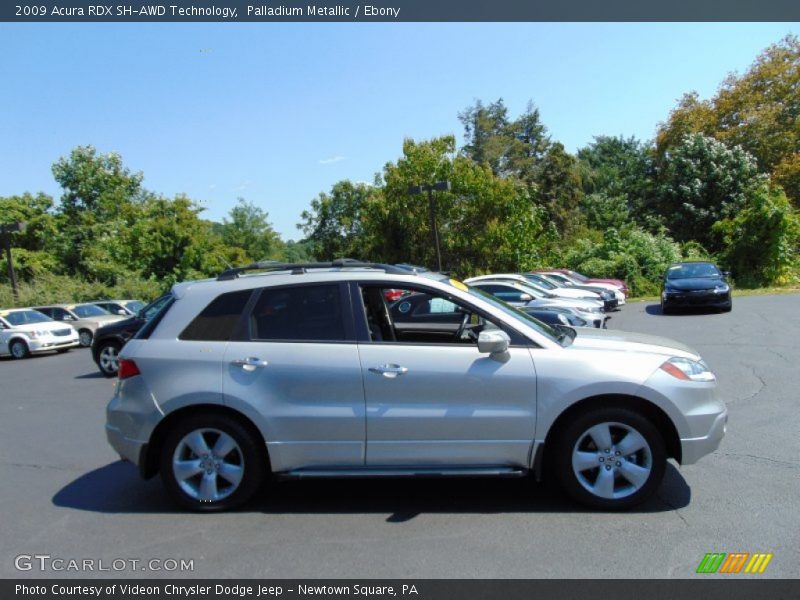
712;185;800;287
577;135;654;223
656;35;800;205
369;136;551;275
459;99;551;182
299;180;376;261
219;198;282;262
656;134;765;250
51;146;145;278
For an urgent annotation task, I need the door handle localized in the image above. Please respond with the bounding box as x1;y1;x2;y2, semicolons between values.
231;357;269;371
369;364;409;378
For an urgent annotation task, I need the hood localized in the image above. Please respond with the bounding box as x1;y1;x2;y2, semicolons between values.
588;278;625;289
95;315;141;335
527;297;602;311
665;277;725;291
549;288;601;300
570;328;700;359
91;314;127;324
6;321;74;333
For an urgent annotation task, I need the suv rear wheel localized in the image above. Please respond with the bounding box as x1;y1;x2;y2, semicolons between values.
553;407;666;510
159;413;265;511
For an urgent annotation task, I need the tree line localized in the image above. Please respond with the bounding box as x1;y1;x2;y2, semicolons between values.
1;35;798;305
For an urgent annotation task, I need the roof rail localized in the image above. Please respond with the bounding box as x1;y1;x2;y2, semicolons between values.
216;258;412;281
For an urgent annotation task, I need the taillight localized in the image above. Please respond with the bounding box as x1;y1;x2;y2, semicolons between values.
118;358;141;380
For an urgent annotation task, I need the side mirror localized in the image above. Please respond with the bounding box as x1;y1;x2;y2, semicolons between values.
519;293;533;303
478;330;510;355
117;309;127;315
723;271;731;278
62;315;74;321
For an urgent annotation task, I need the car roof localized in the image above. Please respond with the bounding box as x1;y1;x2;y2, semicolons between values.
171;267;451;299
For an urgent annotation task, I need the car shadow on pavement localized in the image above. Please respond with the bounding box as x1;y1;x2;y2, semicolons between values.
53;461;690;520
645;303;724;316
75;371;106;379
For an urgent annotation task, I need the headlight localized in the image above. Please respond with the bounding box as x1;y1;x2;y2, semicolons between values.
27;330;51;339
714;284;730;293
660;357;715;382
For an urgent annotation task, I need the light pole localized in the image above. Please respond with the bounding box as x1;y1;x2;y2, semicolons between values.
1;222;26;302
408;181;450;272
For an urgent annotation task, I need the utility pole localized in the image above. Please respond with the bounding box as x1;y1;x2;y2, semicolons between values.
408;181;450;272
1;222;26;302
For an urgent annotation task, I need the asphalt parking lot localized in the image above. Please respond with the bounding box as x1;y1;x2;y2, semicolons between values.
1;294;798;579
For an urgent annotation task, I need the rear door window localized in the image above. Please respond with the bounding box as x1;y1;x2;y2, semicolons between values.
249;284;346;342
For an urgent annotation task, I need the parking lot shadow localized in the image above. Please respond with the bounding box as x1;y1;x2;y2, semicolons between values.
53;461;690;520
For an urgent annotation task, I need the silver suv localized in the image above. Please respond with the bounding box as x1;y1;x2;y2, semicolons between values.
106;261;727;511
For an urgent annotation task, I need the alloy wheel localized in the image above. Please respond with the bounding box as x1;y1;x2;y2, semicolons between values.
571;421;653;500
172;428;245;503
99;345;119;374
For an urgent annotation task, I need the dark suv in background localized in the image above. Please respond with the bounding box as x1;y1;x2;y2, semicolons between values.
91;295;171;376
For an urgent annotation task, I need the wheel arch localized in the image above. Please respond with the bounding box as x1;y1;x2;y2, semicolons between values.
541;394;682;475
141;404;270;480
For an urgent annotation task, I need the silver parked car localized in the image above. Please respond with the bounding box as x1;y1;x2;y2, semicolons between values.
106;261;726;511
34;303;126;347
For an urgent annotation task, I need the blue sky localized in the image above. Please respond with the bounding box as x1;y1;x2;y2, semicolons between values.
0;23;797;238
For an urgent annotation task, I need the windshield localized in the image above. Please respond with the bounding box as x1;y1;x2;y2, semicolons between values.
72;304;110;318
516;279;555;298
667;263;721;280
125;300;145;313
569;271;590;283
525;274;556;290
4;310;52;326
463;284;563;344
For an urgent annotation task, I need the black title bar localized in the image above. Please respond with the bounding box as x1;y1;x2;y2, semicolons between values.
4;0;800;22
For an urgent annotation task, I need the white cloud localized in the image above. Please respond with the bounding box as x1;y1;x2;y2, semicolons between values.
319;155;346;165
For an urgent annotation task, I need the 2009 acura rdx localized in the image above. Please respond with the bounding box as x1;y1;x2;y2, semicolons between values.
106;260;727;511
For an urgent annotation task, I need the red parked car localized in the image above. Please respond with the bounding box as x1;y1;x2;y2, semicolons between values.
534;269;629;297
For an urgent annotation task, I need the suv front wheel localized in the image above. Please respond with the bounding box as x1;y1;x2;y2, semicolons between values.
553;407;666;510
159;413;266;511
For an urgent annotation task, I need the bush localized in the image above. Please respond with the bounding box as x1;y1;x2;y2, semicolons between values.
565;226;683;296
0;274;166;309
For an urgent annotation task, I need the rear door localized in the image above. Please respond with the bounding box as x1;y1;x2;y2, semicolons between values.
222;282;366;473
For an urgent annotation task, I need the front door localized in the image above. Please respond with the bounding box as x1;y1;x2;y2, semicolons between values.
356;284;538;468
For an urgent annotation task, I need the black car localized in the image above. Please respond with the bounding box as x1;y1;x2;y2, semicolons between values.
661;262;732;314
91;294;171;376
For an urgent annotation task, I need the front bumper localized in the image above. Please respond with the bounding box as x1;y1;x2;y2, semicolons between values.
29;337;80;353
681;408;728;465
663;290;731;308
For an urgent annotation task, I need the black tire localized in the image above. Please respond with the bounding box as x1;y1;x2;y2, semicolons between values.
660;300;671;315
159;412;266;512
96;342;121;377
9;339;30;359
552;407;666;510
78;329;93;347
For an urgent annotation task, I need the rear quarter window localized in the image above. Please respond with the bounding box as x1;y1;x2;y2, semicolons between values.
179;290;252;342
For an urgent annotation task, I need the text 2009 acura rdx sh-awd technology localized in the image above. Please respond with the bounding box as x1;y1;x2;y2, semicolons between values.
106;261;727;511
